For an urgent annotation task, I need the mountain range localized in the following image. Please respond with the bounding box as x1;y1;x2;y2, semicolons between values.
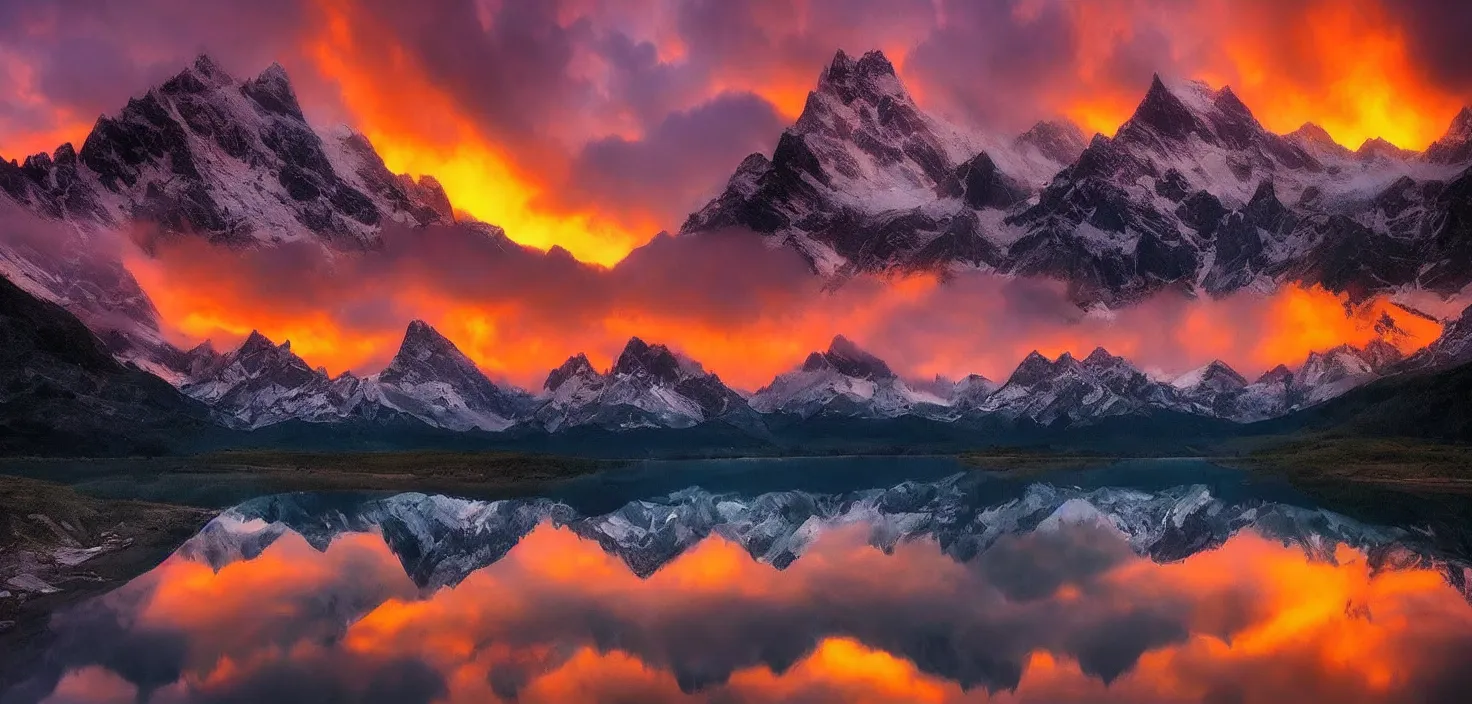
4;51;1472;452
182;475;1472;599
683;50;1472;305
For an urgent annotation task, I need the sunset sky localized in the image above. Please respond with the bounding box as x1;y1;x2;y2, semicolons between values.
1;0;1467;387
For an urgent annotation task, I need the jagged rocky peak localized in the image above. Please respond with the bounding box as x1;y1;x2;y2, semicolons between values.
1015;119;1089;165
1112;73;1317;170
214;330;316;378
1006;351;1066;386
241;62;305;120
1425;106;1472;164
956;151;1026;209
379;319;486;385
1256;364;1294;385
612;336;702;384
544;353;600;392
15;51;457;248
394;319;456;359
803;335;895;380
808;49;904;106
1082;346;1125;369
1119;74;1217;143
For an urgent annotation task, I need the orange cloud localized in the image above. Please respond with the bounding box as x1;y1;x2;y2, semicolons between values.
125;225;1442;390
1058;0;1467;150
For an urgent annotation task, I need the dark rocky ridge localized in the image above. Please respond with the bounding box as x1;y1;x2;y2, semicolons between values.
0;274;215;455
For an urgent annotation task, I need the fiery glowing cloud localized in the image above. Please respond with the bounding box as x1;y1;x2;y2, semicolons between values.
123;224;1443;390
1053;0;1469;150
6;0;1471;266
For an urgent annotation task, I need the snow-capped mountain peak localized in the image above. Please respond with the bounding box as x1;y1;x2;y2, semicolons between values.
753;336;946;420
1356;137;1416;163
974;348;1185;426
531;338;754;432
610;336;705;386
1171;360;1247;391
179;330;347;428
1426;106;1472;164
544;353;600;392
805;49;907;116
8;53;453;250
359;320;526;432
804;335;896;380
176;322;528;432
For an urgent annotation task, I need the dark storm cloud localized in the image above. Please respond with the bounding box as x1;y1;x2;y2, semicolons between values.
904;0;1083;130
0;0;314;144
1398;0;1472;95
552;92;786;229
349;0;594;143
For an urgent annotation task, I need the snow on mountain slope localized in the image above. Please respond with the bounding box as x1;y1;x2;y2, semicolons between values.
681;49;1072;276
1169;342;1403;422
13;54;455;247
179;476;1472;595
356;320;529;432
0;54;458;381
972;348;1189;426
1401;303;1472;372
750;335;949;419
181;321;528;431
532;338;758;431
1425;108;1472;165
180;331;357;429
684;52;1472;307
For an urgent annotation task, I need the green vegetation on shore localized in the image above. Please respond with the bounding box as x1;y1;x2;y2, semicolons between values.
1231;436;1472;491
0;451;620;508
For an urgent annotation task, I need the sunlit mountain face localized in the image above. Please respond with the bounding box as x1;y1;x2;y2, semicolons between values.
10;463;1472;703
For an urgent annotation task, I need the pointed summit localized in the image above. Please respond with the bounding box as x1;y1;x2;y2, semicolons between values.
242;61;305;119
806;48;907;115
1005;351;1060;386
1289;122;1338;147
1120;74;1210;143
1083;347;1122;367
1172;360;1247;391
1286;122;1351;161
1425;106;1472;164
544;353;600;392
389;319;464;366
368;320;525;432
804;335;895;380
191;53;232;84
612;336;690;383
239;330;277;353
1256;364;1294;385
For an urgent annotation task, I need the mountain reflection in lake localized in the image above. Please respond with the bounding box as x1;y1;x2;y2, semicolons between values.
9;467;1472;704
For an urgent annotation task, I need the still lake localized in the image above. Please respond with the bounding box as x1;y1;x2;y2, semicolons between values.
7;457;1472;703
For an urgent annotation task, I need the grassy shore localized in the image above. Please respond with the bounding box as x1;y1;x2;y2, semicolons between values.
957;448;1122;472
0;450;620;508
1229;436;1472;492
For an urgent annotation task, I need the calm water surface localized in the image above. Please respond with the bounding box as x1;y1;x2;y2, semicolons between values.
7;459;1472;703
